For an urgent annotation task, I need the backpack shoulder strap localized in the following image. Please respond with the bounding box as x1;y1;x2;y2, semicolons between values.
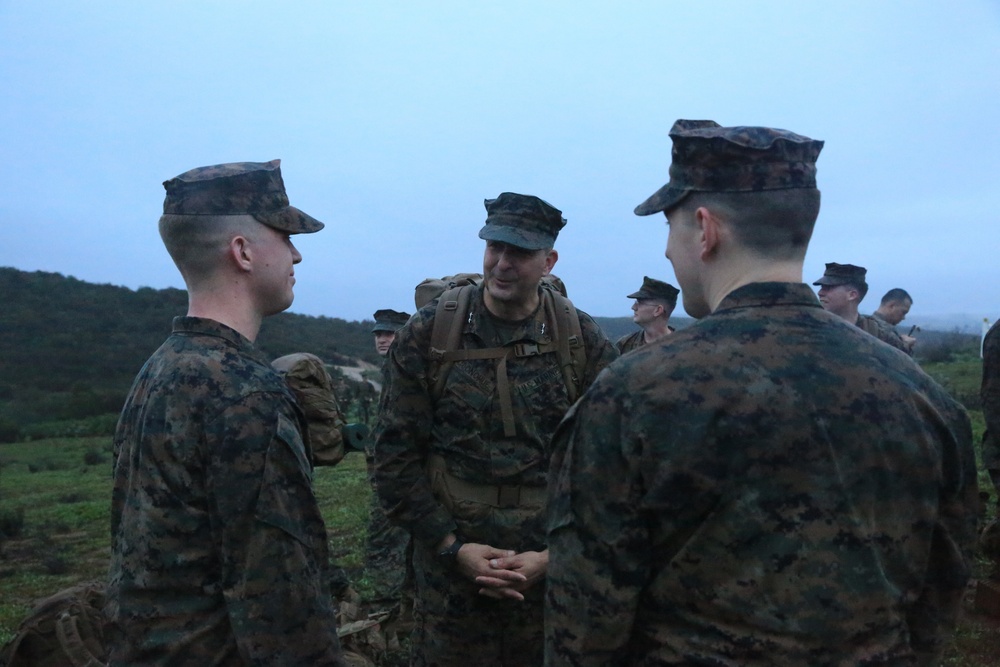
542;288;586;403
428;284;477;402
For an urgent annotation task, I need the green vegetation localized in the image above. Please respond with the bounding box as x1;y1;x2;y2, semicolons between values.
0;267;385;442
0;440;373;647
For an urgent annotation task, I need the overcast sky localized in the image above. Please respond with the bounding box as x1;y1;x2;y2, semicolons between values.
2;1;998;326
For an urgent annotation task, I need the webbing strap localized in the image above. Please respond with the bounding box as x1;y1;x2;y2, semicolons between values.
55;610;105;667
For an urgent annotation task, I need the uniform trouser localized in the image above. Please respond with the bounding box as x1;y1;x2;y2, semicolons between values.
408;472;547;667
409;541;544;667
364;490;413;609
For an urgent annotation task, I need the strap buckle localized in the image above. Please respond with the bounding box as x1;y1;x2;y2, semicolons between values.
513;342;539;357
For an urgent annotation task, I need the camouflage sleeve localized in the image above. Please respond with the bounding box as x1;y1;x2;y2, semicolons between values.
578;310;620;389
212;393;344;665
906;403;978;666
545;366;647;666
372;310;459;548
982;324;1000;480
857;315;911;355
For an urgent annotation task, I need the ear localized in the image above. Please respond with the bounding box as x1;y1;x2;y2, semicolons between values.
230;235;253;272
694;207;720;260
543;249;558;274
652;303;665;318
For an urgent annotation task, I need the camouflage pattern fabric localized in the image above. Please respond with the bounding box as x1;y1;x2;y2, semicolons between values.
545;282;978;667
856;312;912;355
107;317;344;666
161;159;324;234
373;283;617;665
983;320;1000;492
634;120;825;216
615;329;646;355
363;443;413;615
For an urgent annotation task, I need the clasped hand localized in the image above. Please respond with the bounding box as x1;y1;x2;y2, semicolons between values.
454;542;548;601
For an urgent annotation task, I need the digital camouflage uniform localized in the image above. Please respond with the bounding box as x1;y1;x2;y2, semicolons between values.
374;282;617;667
857;312;911;355
365;309;414;618
615;329;648;354
983;319;1000;493
107;318;345;666
546;282;978;666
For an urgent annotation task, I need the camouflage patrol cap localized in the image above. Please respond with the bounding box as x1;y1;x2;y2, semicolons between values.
161;159;324;234
627;276;679;306
634;119;825;216
478;192;567;250
813;262;868;292
372;308;410;333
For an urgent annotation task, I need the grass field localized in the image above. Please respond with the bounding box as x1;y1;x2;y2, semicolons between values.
1;399;997;663
0;439;373;648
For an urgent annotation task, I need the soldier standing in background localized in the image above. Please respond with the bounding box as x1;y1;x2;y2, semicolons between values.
873;287;917;352
374;192;617;666
616;275;679;354
544;120;978;666
364;308;414;639
983;319;1000;498
813;262;912;354
106;160;345;665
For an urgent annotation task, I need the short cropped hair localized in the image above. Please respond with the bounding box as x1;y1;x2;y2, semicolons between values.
847;281;869;301
159;213;264;284
880;288;912;306
674;188;821;258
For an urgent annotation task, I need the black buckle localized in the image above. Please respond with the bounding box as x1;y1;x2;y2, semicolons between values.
513;342;539;357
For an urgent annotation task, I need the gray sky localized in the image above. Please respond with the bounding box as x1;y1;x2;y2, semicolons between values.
2;1;998;325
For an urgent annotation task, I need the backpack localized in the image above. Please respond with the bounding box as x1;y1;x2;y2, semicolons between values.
0;581;108;667
413;275;587;434
272;352;348;467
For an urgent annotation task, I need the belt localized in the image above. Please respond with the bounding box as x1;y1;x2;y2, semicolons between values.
428;454;547;509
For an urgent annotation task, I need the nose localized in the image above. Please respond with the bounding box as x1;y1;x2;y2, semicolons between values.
290;240;302;265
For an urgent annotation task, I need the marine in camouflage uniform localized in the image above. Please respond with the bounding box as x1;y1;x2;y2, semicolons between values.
615;276;680;354
364;309;414;620
983;319;1000;495
545;121;978;666
814;263;913;355
106;161;345;666
374;193;618;667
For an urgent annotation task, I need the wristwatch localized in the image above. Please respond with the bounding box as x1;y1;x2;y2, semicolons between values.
437;537;465;567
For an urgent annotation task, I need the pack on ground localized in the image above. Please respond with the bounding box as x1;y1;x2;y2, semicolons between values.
272;352;352;467
412;274;586;416
0;581;107;667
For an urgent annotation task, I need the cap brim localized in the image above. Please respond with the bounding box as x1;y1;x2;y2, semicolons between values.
812;277;843;286
478;224;552;250
254;205;325;234
634;184;691;217
627;290;647;299
371;323;396;333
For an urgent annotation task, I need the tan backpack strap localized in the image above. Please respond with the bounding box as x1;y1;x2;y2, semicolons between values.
429;284;476;402
55;609;106;667
543;288;585;403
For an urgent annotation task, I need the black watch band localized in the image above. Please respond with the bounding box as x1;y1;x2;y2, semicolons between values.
437;537;465;566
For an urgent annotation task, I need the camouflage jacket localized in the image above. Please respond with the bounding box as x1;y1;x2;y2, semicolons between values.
107;317;344;666
615;327;675;355
857;312;911;355
545;282;977;667
615;329;646;355
373;284;617;550
983;320;1000;476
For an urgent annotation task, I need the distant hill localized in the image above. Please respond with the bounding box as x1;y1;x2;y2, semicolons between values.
0;267;982;441
0;267;382;437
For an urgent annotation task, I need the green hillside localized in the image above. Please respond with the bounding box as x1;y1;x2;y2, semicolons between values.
0;267;383;441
